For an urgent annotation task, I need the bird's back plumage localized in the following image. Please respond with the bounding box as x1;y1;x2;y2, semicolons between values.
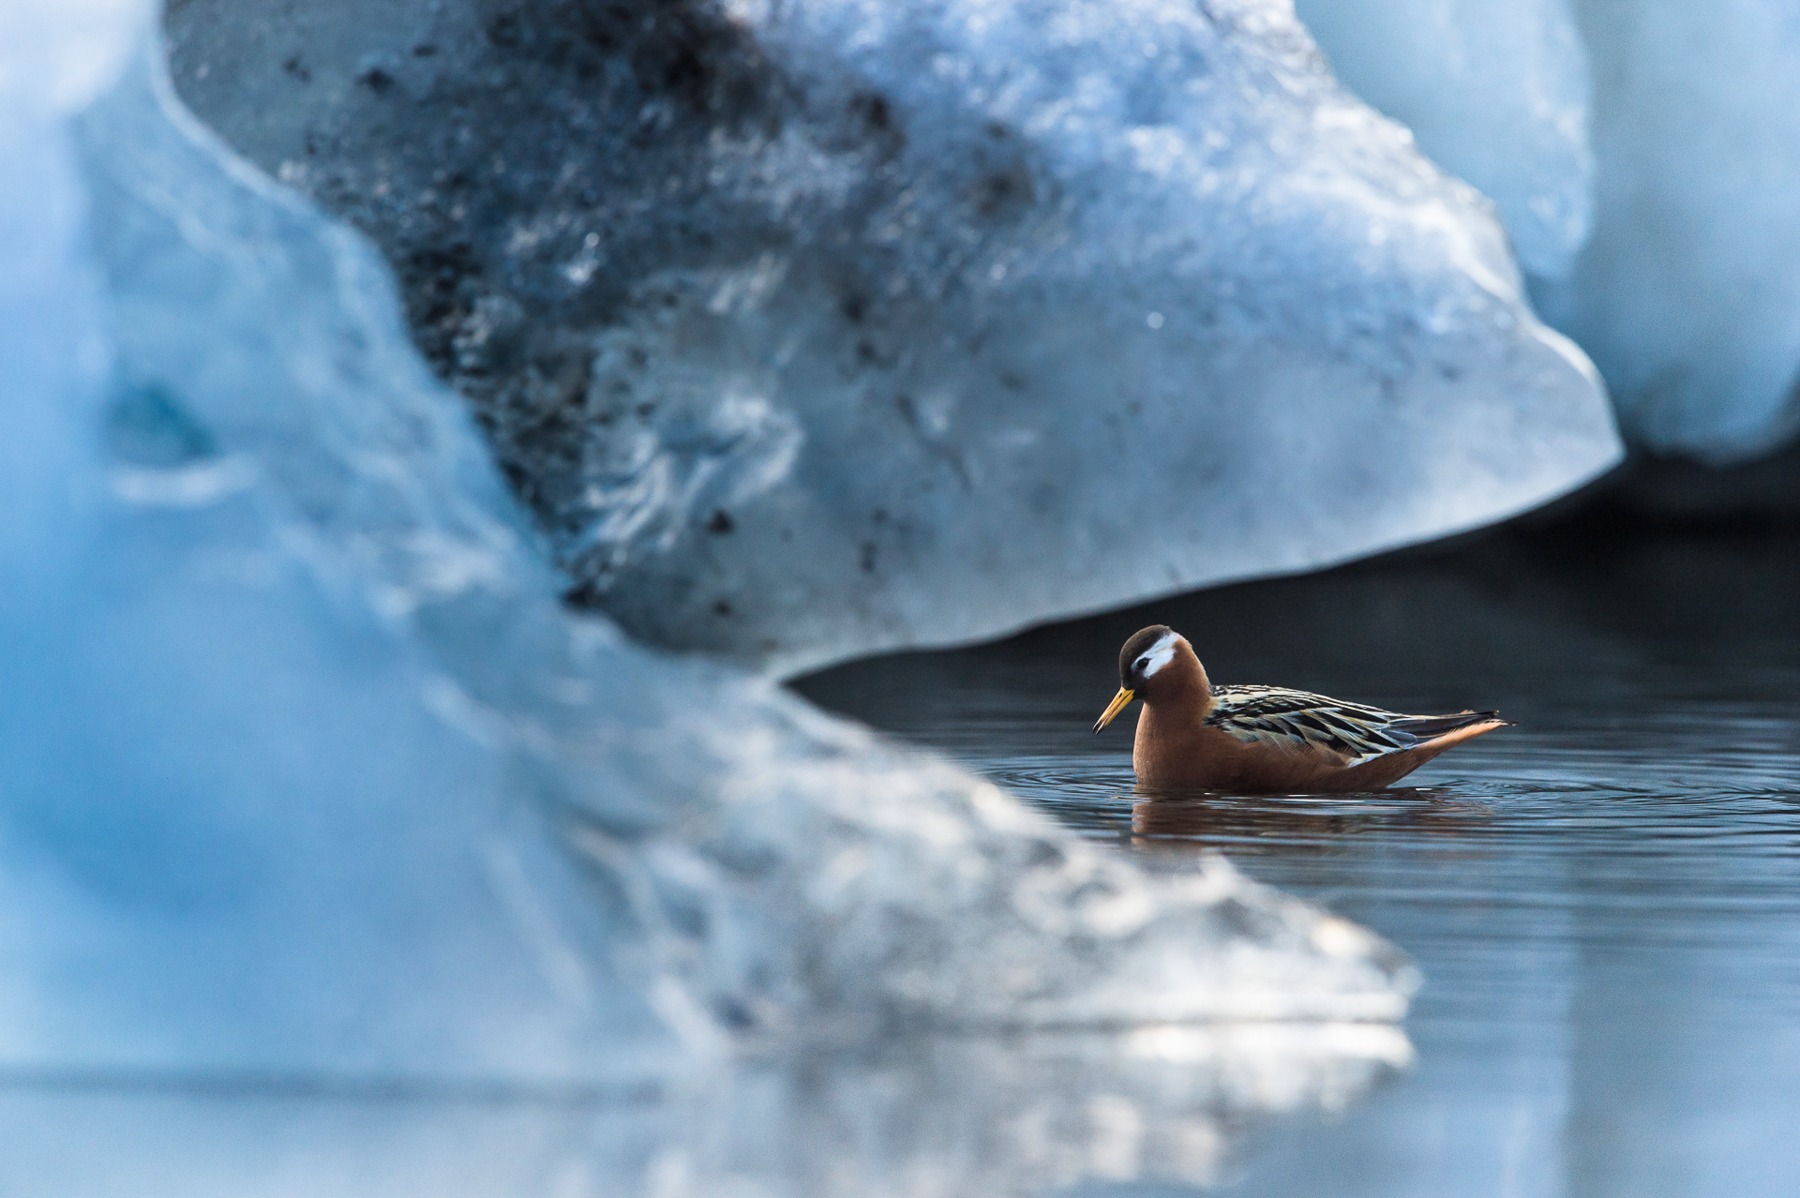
1204;684;1503;767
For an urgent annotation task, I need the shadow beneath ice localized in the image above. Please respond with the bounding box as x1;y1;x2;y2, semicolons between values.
0;1027;1412;1198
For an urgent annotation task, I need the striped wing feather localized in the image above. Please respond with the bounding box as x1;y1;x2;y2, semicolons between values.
1205;684;1497;765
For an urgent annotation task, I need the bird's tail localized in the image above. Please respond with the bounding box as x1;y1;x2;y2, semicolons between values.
1395;710;1508;742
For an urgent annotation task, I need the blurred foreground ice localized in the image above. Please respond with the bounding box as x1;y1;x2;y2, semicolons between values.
1302;0;1800;461
1;0;1418;1127
164;0;1620;672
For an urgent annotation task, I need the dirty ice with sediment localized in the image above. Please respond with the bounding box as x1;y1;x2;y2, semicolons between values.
166;0;1621;671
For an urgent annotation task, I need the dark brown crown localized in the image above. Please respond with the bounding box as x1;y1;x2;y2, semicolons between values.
1118;625;1173;684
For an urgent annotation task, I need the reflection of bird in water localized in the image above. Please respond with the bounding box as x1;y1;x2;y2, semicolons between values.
1127;787;1491;854
1093;625;1507;793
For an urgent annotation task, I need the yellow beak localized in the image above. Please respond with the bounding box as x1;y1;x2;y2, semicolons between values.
1093;687;1136;733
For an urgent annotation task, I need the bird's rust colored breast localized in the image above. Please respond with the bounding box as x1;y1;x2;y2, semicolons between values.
1134;706;1347;792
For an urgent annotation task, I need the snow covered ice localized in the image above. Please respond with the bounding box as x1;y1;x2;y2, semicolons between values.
166;0;1620;672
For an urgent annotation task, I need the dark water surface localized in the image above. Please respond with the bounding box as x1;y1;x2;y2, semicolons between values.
798;522;1800;1197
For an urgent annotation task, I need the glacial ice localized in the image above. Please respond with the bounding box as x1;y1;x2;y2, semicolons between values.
1538;0;1800;460
1;0;1420;1104
165;0;1621;673
1302;0;1800;461
1293;0;1594;281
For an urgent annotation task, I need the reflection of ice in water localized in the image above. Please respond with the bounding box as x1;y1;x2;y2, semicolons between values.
0;1025;1410;1197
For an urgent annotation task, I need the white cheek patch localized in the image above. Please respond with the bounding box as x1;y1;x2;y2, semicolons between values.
1139;632;1180;678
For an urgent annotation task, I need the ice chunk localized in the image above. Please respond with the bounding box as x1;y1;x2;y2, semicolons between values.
0;13;1416;1086
164;0;1621;674
1535;0;1800;460
1301;0;1800;461
1294;0;1594;281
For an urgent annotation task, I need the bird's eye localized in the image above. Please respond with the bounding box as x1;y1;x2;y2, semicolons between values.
1135;656;1149;672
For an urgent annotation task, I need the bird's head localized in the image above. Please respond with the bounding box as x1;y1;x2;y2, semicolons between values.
1093;625;1209;732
